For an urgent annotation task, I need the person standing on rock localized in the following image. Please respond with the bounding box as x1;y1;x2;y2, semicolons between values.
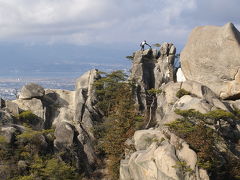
140;40;151;51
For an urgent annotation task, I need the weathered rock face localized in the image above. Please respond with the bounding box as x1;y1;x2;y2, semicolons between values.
130;49;157;112
14;98;44;119
5;101;19;116
2;23;240;179
130;49;157;90
156;80;228;125
43;89;75;128
74;69;101;166
120;129;209;180
181;23;240;99
8;70;101;175
130;44;176;114
154;42;176;88
19;83;45;99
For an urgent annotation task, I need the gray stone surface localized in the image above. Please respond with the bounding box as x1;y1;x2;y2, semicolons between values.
130;46;176;113
44;89;75;128
120;129;209;180
54;121;75;148
74;69;100;166
181;23;240;99
156;81;229;125
0;126;17;143
5;100;19;116
130;49;156;90
154;43;176;88
19;83;45;99
13;98;45;119
155;42;176;87
174;95;212;113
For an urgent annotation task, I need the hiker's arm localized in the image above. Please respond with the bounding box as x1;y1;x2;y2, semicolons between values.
146;43;151;47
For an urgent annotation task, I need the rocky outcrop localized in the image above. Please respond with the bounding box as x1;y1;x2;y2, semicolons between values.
1;23;240;180
74;69;101;167
130;49;157;112
121;78;240;180
156;80;228;125
130;44;176;116
9;69;101;175
154;42;176;88
181;23;240;99
19;83;45;99
120;129;209;180
43;89;75;128
121;24;240;179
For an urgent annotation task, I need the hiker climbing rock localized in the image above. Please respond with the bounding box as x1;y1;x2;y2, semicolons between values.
140;40;151;51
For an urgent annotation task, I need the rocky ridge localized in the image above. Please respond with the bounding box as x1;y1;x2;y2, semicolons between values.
0;23;240;180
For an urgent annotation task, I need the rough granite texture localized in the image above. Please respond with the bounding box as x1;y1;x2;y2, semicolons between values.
181;23;240;99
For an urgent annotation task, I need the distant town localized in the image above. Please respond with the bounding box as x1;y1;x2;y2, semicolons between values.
0;78;75;100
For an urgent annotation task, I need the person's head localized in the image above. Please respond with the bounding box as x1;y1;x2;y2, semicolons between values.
144;40;146;42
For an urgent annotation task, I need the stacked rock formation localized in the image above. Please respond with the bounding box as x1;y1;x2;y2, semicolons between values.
2;70;101;175
0;22;239;180
120;23;240;180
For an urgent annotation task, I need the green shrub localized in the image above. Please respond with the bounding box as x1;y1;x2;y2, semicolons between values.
153;43;161;47
0;135;6;144
17;111;38;125
172;160;194;175
93;71;144;179
147;88;162;95
176;89;191;98
166;109;240;179
126;56;134;61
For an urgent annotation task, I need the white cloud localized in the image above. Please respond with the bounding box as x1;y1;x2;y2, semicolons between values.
0;0;238;46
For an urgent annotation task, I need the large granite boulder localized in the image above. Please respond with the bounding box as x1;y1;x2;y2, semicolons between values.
181;23;240;99
156;81;229;125
13;98;45;119
44;89;75;128
120;129;209;180
19;83;45;99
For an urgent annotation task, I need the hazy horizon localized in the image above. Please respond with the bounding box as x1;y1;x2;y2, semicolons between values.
0;0;239;79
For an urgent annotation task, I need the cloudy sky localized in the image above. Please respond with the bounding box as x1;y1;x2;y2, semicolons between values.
0;0;239;77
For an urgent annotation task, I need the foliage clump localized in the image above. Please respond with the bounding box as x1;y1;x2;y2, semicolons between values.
166;109;240;179
93;70;144;180
0;135;6;144
0;124;80;180
147;88;162;95
176;89;191;98
152;43;161;47
17;110;39;125
172;160;194;175
126;56;134;61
